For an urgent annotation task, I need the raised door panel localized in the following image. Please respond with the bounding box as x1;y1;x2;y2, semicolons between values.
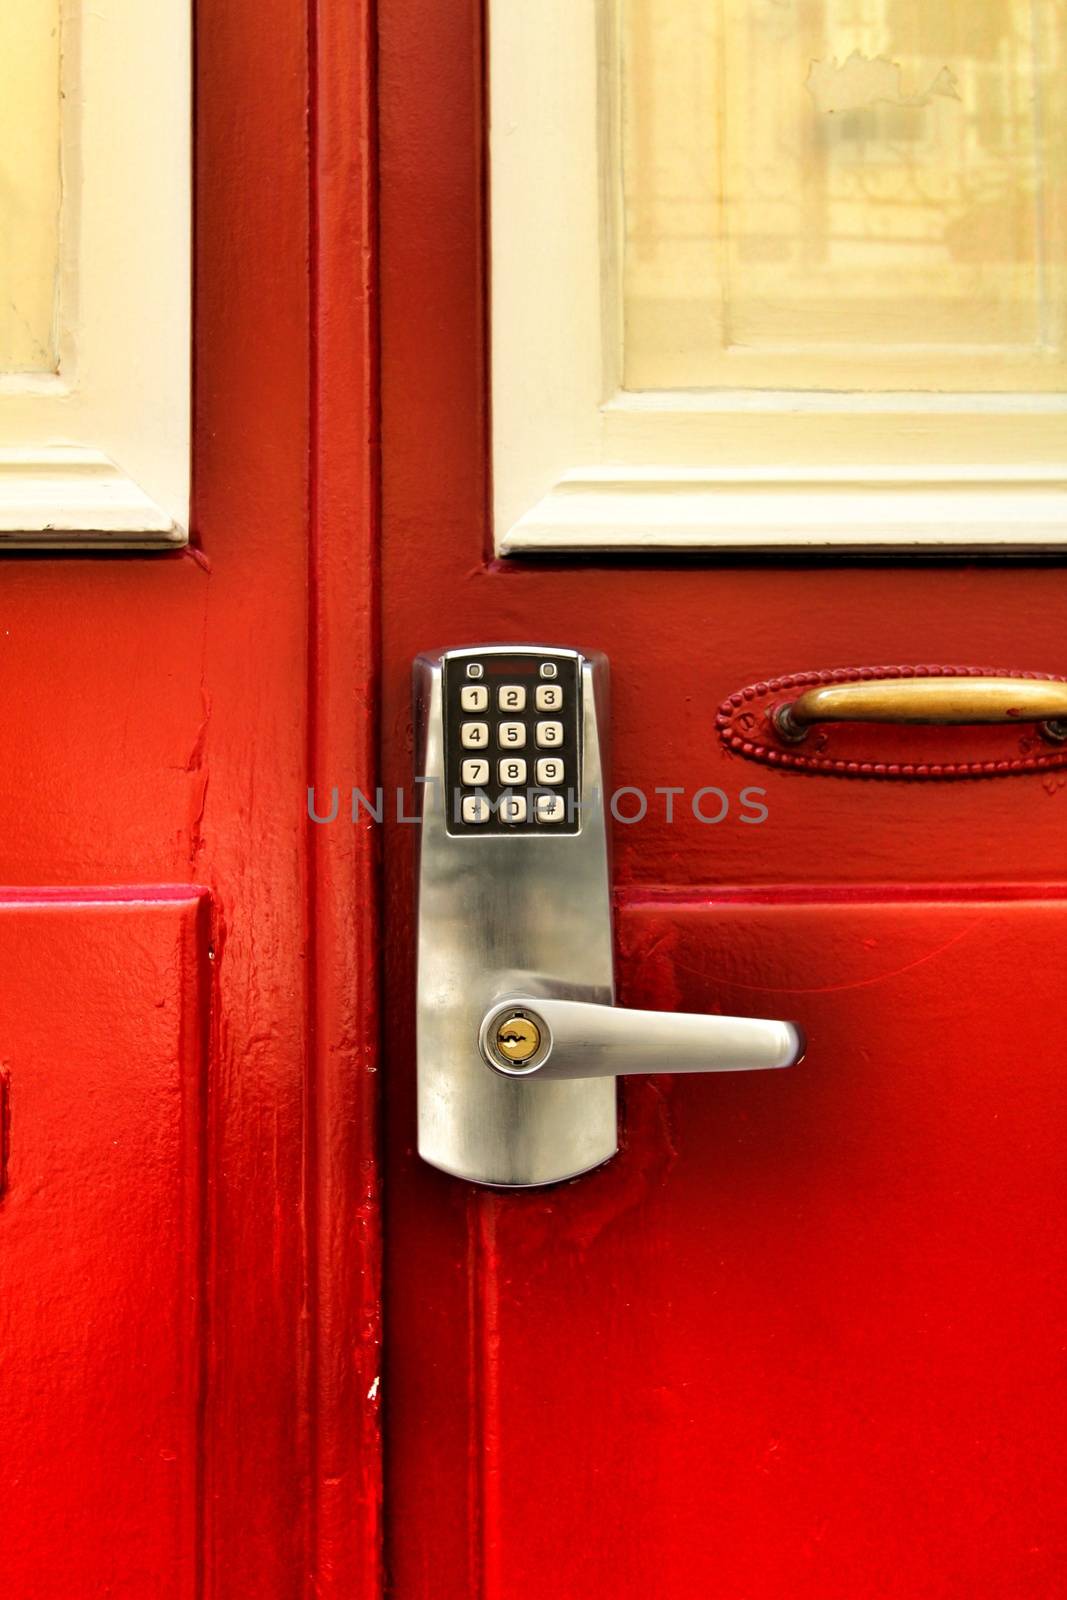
0;891;209;1598
387;890;1067;1598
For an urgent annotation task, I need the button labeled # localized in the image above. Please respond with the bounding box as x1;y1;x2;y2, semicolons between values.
535;794;566;824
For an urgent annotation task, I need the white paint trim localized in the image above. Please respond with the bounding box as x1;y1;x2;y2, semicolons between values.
0;448;182;545
500;467;1067;554
0;0;190;547
489;0;1067;556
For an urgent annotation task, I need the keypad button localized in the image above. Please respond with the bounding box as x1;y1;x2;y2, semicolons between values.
536;757;564;785
498;684;526;712
466;662;484;679
461;684;488;712
462;758;489;785
535;794;566;824
461;722;489;748
535;684;562;712
539;662;558;679
498;721;527;748
461;794;490;825
498;757;527;785
500;794;527;825
535;720;563;748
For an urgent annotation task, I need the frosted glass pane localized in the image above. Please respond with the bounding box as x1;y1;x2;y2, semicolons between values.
0;0;61;373
622;0;1067;392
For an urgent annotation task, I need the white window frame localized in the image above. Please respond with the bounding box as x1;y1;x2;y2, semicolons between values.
0;0;190;548
489;0;1067;555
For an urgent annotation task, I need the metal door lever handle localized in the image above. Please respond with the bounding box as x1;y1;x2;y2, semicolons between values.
480;996;805;1081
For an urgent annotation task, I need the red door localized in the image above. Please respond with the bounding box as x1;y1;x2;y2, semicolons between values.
1;0;381;1593
3;0;1066;1597
378;0;1067;1596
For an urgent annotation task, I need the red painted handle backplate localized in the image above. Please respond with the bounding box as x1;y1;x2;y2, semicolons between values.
717;665;1067;779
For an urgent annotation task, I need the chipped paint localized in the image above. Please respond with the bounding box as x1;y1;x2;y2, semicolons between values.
807;51;960;116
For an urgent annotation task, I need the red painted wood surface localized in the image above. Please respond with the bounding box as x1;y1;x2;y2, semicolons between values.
0;0;381;1591
378;0;1067;1594
445;890;1066;1599
0;893;208;1597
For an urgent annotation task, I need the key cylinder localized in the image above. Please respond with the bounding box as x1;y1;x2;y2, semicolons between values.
495;1014;541;1064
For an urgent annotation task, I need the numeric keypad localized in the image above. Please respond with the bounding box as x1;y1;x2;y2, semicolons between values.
444;651;582;834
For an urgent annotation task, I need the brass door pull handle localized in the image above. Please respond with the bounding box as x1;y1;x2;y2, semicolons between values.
774;677;1067;745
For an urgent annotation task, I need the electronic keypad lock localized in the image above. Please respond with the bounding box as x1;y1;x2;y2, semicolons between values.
414;645;804;1188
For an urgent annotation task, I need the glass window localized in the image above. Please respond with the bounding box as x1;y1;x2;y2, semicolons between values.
622;0;1066;392
0;0;61;373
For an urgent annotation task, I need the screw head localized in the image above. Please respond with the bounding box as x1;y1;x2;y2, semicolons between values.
494;1014;542;1064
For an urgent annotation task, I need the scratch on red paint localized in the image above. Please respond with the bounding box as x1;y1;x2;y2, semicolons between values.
187;773;210;866
468;1193;503;1600
665;919;984;998
186;686;213;773
181;544;212;574
0;1065;9;1200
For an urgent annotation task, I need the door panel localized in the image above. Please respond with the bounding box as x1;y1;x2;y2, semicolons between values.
0;0;383;1587
475;892;1067;1598
0;892;208;1598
